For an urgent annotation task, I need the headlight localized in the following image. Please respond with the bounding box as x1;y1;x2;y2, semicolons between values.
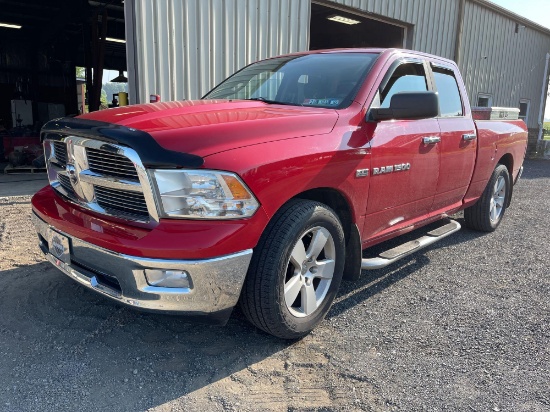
152;169;259;219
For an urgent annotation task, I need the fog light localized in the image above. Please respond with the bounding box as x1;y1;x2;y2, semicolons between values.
145;269;191;288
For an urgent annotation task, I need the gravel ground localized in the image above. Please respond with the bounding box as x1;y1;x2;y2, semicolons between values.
0;160;548;411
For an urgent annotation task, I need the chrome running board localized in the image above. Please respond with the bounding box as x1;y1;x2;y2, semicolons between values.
361;220;461;270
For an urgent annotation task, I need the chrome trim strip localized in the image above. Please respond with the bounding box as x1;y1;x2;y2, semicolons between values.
79;170;143;192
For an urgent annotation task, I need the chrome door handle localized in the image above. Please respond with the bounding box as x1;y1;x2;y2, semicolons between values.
462;133;477;141
423;136;441;144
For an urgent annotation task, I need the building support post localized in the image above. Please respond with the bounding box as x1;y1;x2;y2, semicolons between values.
454;0;466;66
124;0;140;105
537;53;550;142
538;53;550;158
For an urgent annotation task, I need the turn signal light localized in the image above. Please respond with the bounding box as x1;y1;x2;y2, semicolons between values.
222;175;252;200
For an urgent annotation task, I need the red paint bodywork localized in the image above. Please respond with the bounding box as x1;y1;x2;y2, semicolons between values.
31;48;528;259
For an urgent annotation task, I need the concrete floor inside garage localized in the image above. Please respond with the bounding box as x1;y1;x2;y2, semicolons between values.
0;172;48;197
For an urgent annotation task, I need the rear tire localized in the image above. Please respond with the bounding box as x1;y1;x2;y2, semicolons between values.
240;199;345;339
464;164;510;232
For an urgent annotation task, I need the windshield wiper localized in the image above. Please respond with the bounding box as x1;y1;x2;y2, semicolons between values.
245;97;296;106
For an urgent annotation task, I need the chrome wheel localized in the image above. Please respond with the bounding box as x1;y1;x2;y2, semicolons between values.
464;164;510;233
240;199;345;338
490;175;506;223
284;226;335;318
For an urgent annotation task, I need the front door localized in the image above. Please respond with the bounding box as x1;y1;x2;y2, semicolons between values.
363;60;440;240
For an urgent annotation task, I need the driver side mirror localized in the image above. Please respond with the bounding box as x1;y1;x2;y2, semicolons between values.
370;91;439;121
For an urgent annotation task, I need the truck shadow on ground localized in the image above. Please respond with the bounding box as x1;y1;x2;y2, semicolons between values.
0;220;489;410
0;262;289;410
328;218;487;319
521;159;550;179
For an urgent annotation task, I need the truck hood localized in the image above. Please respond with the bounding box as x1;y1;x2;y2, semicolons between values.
79;100;339;157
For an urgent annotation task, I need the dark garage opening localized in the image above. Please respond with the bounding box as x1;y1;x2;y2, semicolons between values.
310;3;405;50
0;0;126;169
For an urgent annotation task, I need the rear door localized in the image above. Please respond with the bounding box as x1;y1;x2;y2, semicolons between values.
363;59;440;240
428;63;477;212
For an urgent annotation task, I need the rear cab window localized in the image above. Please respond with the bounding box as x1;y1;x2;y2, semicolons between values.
431;65;464;117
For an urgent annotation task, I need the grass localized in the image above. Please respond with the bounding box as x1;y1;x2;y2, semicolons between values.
544;122;550;141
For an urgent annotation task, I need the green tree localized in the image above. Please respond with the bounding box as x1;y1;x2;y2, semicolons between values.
100;89;108;107
76;66;86;79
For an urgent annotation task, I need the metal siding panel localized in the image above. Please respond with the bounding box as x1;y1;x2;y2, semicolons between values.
287;0;299;54
435;0;447;57
459;0;550;129
130;0;310;102
171;1;185;100
235;1;247;74
211;0;225;91
430;0;441;55
444;1;459;60
224;1;236;78
299;0;311;50
198;0;210;95
128;0;550;126
140;0;157;103
155;0;171;101
186;0;199;99
278;0;290;55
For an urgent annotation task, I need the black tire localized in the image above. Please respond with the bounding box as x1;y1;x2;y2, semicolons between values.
464;164;511;232
240;199;345;339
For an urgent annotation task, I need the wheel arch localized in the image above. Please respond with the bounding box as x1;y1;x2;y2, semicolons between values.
292;187;362;281
497;153;514;207
498;153;514;177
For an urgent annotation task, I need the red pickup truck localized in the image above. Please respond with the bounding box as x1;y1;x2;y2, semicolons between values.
32;48;527;338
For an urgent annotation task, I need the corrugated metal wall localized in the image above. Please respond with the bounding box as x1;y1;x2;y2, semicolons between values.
329;0;460;59
459;1;550;129
126;0;550;130
127;0;310;103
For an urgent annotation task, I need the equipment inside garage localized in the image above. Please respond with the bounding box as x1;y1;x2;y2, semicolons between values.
0;0;126;173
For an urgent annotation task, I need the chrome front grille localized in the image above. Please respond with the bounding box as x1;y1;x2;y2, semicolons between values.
57;173;76;196
52;141;67;166
95;186;149;218
44;136;158;224
86;147;139;181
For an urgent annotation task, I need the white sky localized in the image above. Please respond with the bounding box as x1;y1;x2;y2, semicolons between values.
103;69;124;83
489;0;550;119
488;0;550;29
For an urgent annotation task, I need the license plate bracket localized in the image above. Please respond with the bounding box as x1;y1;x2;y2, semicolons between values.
48;228;71;264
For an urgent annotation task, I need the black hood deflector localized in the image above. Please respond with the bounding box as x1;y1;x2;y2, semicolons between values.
41;117;204;169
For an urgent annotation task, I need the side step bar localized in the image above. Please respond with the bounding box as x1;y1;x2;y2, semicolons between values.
361;220;461;270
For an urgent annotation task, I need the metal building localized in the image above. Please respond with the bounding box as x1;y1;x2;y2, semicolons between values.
124;0;550;154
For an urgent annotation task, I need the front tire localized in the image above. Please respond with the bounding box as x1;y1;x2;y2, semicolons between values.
240;199;345;339
464;164;511;232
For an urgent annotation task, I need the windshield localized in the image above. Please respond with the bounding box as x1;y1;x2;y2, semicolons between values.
203;53;379;109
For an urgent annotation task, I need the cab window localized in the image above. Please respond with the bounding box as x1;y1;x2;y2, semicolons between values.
432;67;463;117
380;62;428;108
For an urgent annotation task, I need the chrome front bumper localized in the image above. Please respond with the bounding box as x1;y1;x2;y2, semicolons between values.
32;213;252;323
